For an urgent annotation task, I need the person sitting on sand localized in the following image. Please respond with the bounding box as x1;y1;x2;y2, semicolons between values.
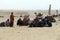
0;19;10;27
10;12;14;27
5;19;10;26
41;17;52;27
0;22;5;26
17;18;23;26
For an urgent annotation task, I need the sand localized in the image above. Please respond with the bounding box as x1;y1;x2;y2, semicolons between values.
0;10;60;40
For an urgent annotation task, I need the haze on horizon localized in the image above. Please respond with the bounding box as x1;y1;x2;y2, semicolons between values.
0;0;60;10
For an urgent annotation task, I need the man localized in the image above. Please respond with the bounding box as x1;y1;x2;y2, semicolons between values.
10;12;14;27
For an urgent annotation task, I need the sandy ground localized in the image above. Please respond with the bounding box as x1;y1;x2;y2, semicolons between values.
0;10;60;40
0;22;60;40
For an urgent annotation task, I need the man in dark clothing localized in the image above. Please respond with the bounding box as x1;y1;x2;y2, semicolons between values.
17;18;23;26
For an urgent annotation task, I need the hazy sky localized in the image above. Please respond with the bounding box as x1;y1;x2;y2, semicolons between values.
0;0;60;10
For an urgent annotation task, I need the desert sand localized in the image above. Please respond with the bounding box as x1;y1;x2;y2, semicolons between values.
0;10;60;40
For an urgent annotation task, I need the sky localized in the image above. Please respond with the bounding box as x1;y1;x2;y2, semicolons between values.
0;0;60;10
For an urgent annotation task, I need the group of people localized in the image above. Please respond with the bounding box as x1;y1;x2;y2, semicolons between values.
0;12;14;27
0;12;56;27
29;13;52;27
17;12;55;27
